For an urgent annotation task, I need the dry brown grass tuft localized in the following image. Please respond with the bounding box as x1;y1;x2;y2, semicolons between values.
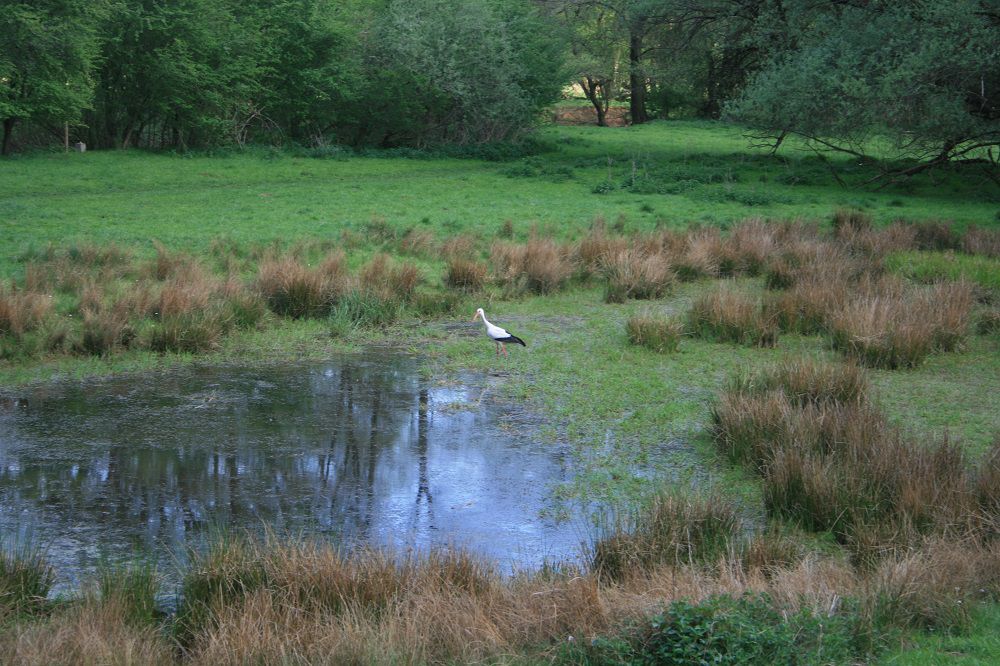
148;241;198;281
626;312;683;353
712;360;990;568
963;225;1000;258
912;219;961;251
575;221;629;278
0;286;52;338
490;238;572;295
360;254;422;301
438;234;477;261
675;229;724;280
593;494;743;581
866;538;982;631
76;301;136;356
601;248;675;303
444;258;487;292
828;279;972;368
726;218;779;276
837;221;918;258
256;252;348;318
1;599;172;666
832;209;872;235
688;286;777;347
398;228;436;257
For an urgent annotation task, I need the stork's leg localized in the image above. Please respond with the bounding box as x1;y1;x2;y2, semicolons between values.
502;343;508;358
495;342;500;357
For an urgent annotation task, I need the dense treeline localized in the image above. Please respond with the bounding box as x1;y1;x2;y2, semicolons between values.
2;0;998;173
1;0;566;152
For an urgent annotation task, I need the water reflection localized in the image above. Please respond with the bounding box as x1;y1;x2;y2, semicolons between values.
0;357;577;590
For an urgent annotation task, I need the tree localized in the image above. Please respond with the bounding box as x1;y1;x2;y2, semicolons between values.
350;0;566;146
726;0;1000;181
0;0;101;154
84;0;260;149
553;1;625;126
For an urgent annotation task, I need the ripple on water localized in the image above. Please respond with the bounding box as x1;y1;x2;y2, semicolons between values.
0;355;582;593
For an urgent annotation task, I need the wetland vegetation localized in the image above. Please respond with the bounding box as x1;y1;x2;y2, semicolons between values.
5;0;1000;659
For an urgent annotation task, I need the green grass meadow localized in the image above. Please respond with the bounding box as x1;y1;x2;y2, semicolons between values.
3;121;998;279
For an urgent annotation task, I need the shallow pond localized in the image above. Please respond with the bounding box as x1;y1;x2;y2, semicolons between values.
0;355;581;592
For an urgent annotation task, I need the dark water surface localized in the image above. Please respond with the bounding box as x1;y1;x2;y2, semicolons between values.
0;356;580;592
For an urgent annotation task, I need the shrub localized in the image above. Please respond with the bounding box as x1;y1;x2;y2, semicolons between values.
602;248;675;303
626;313;683;353
688;287;777;347
444;258;487;292
621;594;867;666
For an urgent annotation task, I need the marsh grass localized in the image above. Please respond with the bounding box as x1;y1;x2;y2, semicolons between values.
626;312;683;353
601;248;675;303
0;287;52;338
256;252;348;318
592;493;743;581
0;541;53;619
828;279;973;368
444;257;487;292
490;237;573;295
711;359;993;566
688;286;778;347
96;562;160;628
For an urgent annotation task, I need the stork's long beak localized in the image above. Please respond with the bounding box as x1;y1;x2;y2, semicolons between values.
471;311;480;322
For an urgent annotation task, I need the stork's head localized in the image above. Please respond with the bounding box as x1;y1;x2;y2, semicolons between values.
472;307;485;322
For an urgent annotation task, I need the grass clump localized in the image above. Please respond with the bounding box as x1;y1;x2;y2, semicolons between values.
490;237;573;295
688;286;777;347
444;257;487;292
626;312;683;353
832;209;873;235
0;541;53;620
601;248;675;303
711;359;994;567
256;252;348;318
96;562;160;628
828;279;973;368
592;493;742;581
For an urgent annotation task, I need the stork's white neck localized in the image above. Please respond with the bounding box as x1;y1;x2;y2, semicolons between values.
479;311;492;328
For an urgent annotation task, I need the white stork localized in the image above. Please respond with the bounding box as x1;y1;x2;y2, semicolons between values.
472;308;526;357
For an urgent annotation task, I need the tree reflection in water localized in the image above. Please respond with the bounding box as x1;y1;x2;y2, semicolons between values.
0;357;575;591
